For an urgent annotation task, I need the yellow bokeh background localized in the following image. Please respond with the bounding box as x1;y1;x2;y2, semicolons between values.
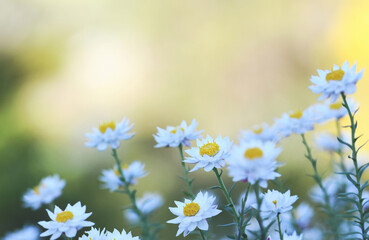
1;0;369;239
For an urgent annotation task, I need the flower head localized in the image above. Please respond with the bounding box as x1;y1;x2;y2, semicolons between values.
227;141;282;188
313;98;358;124
309;61;364;102
23;175;66;210
100;161;147;191
257;190;298;218
153;119;203;148
85;118;135;151
295;203;314;229
105;229;140;240
125;193;163;223
2;225;40;240
241;123;280;143
184;135;232;172
167;191;221;237
79;228;106;240
38;202;94;240
274;108;316;137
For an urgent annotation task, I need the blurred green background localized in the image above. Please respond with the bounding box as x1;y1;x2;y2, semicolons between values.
1;0;369;239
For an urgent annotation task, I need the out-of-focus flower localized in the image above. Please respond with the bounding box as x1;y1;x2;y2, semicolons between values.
79;228;106;240
241;123;280;143
227;141;282;188
282;231;303;240
23;175;66;210
295;203;314;229
167;191;221;237
125;193;163;223
184;135;232;172
314;132;349;153
313;98;357;123
2;225;40;240
105;229;140;240
85;118;135;151
302;227;323;240
100;161;147;191
256;190;298;218
309;61;364;102
274;108;315;138
38;202;94;240
153;119;203;148
310;174;347;206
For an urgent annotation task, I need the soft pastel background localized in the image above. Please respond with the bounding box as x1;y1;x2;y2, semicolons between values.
1;0;369;239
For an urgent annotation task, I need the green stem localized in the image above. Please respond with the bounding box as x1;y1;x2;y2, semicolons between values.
336;119;347;172
341;93;367;240
112;149;151;239
254;183;266;240
238;184;250;240
178;144;195;199
300;134;339;240
277;214;283;240
212;168;240;234
199;230;207;240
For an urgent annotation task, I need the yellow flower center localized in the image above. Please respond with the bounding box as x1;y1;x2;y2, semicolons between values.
170;127;185;134
253;127;263;134
183;201;200;216
99;121;116;133
33;186;40;195
56;211;74;223
289;110;303;119
329;102;342;110
114;164;129;176
272;200;277;208
199;141;220;156
244;147;263;159
326;69;345;81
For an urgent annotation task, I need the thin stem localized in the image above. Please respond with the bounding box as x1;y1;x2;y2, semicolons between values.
199;229;207;240
336;119;347;172
212;168;240;234
300;134;339;239
277;214;283;240
112;149;151;239
238;184;250;240
178;144;195;199
254;183;266;240
341;93;367;240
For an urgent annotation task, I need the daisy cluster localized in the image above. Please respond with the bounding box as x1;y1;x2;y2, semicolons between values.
5;61;367;240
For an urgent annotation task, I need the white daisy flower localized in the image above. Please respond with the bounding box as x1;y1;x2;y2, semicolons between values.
153;119;203;148
100;161;147;191
241;123;280;143
167;191;221;237
125;193;163;223
309;61;364;102
257;190;298;219
313;98;357;123
23;175;66;210
38;202;94;240
79;228;106;240
282;231;303;240
184;135;232;172
105;229;140;240
227;141;282;188
85;118;135;151
2;225;40;240
314;132;349;153
274;107;316;138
